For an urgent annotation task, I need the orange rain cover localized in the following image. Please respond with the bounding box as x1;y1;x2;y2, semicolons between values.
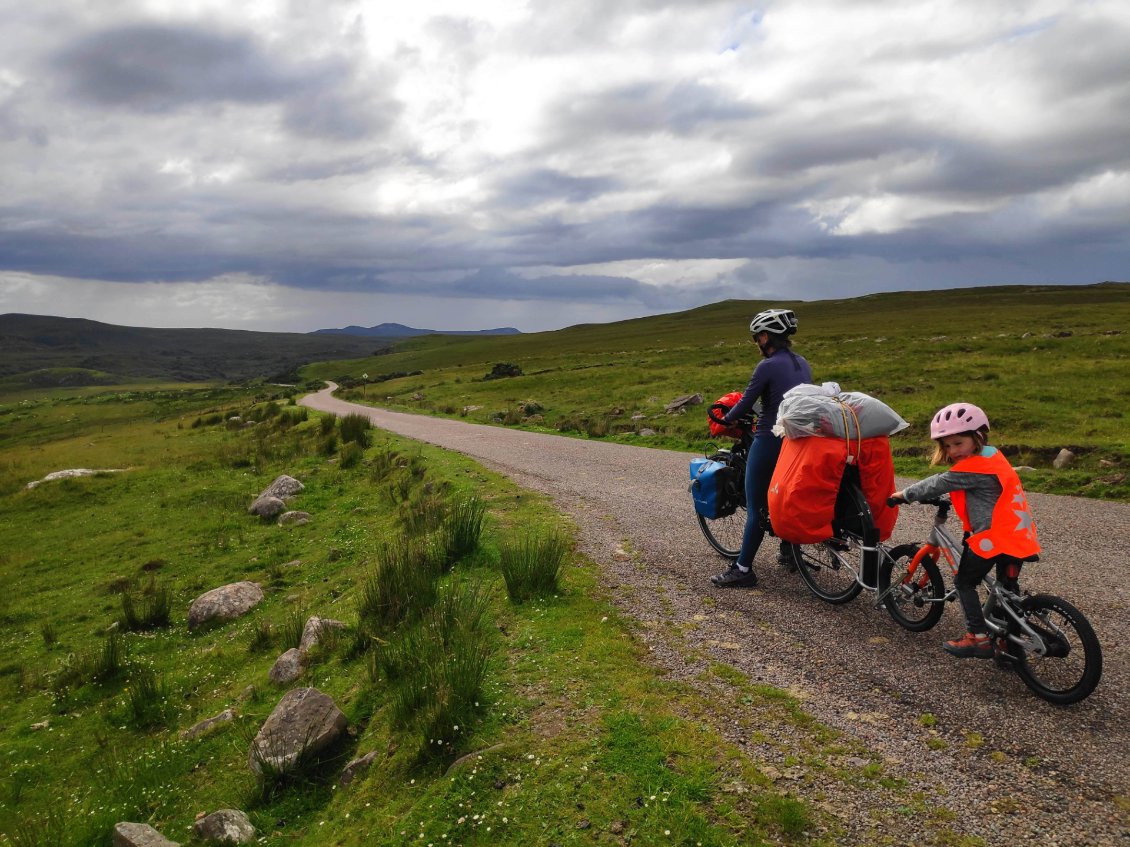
768;435;897;544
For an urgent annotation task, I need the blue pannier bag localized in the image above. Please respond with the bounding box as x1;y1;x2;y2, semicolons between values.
689;458;739;520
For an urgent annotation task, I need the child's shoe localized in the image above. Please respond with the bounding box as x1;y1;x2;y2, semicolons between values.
943;632;994;659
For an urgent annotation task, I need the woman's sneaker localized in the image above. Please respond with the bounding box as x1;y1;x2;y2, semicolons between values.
711;565;758;588
943;632;994;658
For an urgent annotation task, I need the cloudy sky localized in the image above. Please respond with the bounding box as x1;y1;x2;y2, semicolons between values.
1;1;1127;333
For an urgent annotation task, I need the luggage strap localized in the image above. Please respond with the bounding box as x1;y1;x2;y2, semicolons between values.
835;400;863;463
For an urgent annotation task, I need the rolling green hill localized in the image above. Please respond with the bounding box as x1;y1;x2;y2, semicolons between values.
0;313;387;385
302;282;1130;499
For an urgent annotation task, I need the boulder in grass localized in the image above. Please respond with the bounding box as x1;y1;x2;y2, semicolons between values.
248;495;286;519
277;511;311;526
299;616;347;652
192;809;256;845
339;750;379;786
249;687;348;775
188;582;264;631
268;648;306;685
261;474;304;499
112;822;180;847
181;708;235;741
665;393;703;413
1053;448;1076;469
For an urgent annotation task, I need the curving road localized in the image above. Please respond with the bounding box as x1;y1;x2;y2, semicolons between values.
302;384;1130;845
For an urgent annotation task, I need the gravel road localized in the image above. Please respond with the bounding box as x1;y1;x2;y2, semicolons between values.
302;385;1129;845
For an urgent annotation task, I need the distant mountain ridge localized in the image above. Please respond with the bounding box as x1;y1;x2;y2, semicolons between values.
0;313;384;385
313;322;520;337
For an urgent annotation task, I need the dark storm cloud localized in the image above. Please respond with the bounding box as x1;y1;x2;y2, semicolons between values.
54;25;294;110
493;169;620;206
52;22;400;139
451;268;644;301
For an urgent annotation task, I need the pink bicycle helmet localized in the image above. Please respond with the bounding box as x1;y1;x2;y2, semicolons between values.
930;403;990;439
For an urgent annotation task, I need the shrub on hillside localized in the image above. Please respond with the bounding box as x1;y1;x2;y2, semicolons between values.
483;362;523;380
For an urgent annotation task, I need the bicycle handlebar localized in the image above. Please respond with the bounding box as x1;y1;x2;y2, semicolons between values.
887;495;952;520
707;403;755;430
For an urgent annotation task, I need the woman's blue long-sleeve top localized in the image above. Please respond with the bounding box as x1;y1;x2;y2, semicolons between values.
723;348;813;435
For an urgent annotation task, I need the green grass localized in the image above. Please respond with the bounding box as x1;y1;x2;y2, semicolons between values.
0;347;1040;844
303;282;1130;500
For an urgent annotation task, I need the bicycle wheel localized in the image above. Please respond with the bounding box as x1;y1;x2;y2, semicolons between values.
790;540;863;604
876;544;947;632
1013;594;1103;705
697;507;746;558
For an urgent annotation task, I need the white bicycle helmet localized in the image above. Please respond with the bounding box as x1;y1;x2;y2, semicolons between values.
930;403;990;439
749;308;798;337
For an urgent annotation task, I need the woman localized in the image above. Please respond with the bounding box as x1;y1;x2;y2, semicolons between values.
712;308;813;588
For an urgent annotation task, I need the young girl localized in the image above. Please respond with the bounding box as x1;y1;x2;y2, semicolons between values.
892;403;1040;658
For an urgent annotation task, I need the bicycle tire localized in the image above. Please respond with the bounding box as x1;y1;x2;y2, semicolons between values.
876;544;947;632
790;541;864;604
697;507;746;558
1012;594;1103;705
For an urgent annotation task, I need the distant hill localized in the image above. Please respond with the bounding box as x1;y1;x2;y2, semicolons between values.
313;322;521;338
0;314;387;386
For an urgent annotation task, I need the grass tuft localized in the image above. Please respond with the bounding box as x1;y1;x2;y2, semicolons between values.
436;495;486;570
356;539;440;642
374;579;495;753
499;532;570;602
119;580;172;631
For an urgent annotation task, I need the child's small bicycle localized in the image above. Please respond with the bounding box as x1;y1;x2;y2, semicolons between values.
877;495;1103;705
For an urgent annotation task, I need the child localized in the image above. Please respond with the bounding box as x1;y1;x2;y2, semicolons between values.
891;403;1040;658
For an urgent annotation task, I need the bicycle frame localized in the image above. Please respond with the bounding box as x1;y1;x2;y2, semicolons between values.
890;500;1058;658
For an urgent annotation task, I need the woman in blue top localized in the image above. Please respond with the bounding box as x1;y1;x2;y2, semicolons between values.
712;309;813;588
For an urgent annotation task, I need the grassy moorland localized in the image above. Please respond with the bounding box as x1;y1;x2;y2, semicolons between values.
0;383;977;847
303;283;1130;501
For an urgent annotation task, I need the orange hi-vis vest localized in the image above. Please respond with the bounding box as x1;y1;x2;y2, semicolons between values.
950;450;1040;559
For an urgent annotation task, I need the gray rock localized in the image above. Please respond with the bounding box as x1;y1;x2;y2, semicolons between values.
299;616;347;652
181;708;235;741
665;393;703;413
339;750;379;786
188;582;264;631
249;687;348;775
112;822;180;847
248;495;286;518
1053;448;1076;469
638;428;657;437
192;809;256;845
261;474;304;499
268;648;306;685
277;510;311;526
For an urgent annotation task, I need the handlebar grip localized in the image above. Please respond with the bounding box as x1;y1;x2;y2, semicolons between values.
707;403;730;426
886;495;906;507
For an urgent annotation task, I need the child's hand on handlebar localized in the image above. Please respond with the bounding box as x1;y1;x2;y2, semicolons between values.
887;491;908;506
